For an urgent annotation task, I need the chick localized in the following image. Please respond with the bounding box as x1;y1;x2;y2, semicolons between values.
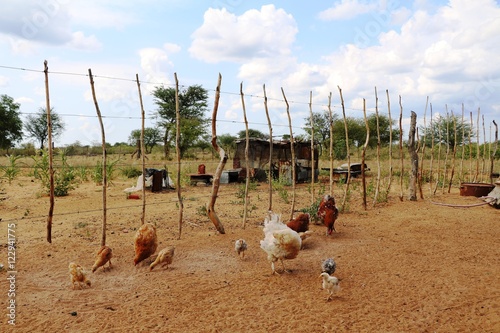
69;262;91;290
321;258;336;275
149;246;175;271
320;272;340;301
234;239;248;259
92;245;113;273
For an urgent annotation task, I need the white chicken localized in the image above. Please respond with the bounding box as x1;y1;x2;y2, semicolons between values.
234;239;248;259
320;272;340;301
260;212;302;274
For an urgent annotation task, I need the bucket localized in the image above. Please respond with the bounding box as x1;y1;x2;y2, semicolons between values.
459;182;495;197
198;164;206;174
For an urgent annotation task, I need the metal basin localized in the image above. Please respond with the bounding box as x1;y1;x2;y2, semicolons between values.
459;182;495;197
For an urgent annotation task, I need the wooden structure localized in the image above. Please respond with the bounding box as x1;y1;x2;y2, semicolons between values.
233;138;319;183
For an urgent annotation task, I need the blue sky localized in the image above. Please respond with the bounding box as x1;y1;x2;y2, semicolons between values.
1;0;499;146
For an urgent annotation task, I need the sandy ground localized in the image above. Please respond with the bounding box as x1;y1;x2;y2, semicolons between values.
0;175;499;332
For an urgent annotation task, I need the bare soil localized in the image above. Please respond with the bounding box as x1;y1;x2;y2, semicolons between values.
0;175;499;332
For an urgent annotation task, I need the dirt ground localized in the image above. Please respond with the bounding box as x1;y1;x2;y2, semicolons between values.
0;175;499;332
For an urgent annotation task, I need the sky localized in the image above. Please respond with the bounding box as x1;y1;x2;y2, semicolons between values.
1;0;499;147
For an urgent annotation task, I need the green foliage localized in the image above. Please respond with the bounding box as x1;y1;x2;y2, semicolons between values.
236;180;258;200
272;178;289;204
420;114;473;148
31;149;76;196
299;196;323;224
24;108;65;150
1;155;23;184
120;166;142;178
90;158;120;185
0;94;23;152
237;129;269;140
128;127;162;153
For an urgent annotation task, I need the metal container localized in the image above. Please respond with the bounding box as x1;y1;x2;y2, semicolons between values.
459;182;495;197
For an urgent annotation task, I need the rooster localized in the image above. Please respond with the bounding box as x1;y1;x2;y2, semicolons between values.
234;239;248;259
320;272;340;301
260;212;302;274
317;194;339;235
92;245;113;273
69;262;91;289
149;246;175;271
134;223;158;266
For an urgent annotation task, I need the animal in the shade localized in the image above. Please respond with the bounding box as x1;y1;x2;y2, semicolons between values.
134;223;158;266
92;245;113;273
234;239;248;259
260;211;302;274
321;258;336;275
69;262;91;289
317;194;339;235
320;272;340;301
149;246;175;271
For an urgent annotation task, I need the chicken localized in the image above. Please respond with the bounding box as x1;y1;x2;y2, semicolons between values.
317;194;339;235
69;262;91;289
234;239;248;259
286;213;310;233
92;245;113;273
260;212;302;274
320;272;340;301
134;223;158;266
149;246;175;271
321;258;336;275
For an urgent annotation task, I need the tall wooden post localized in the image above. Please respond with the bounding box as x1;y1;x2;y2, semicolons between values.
408;111;418;201
44;60;54;243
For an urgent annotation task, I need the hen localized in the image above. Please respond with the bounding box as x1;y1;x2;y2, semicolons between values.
286;213;310;233
134;223;158;266
321;258;336;275
234;239;248;259
320;272;340;301
260;212;302;274
149;246;175;271
92;245;113;273
69;262;91;289
317;194;339;235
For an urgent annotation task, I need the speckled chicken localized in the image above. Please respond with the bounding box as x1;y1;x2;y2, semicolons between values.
320;272;340;301
321;258;336;275
134;223;158;266
234;239;248;259
149;246;175;271
317;194;339;235
92;245;113;273
260;211;302;274
69;262;91;289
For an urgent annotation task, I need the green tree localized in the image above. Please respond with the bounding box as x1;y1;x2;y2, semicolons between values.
128;127;162;153
24;108;65;150
237;129;269;139
218;133;237;157
420;114;473;148
152;85;209;158
0;95;23;153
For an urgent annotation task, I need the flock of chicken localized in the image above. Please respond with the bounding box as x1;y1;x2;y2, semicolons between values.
69;194;340;301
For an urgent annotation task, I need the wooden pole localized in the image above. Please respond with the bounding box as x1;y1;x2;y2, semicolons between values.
481;115;486;182
441;106;450;194
327;92;334;195
398;96;404;201
372;87;381;207
429;104;434;195
174;73;184;238
240;82;250;229
88;68;107;247
281;87;296;220
433;116;442;195
361;99;369;210
491;120;498;183
309;91;315;205
263;84;273;211
408;111;418;201
419;96;429;199
207;74;226;234
338;86;351;211
460;104;465;182
385;90;393;199
136;74;146;225
43;60;54;244
475;108;480;182
448;112;457;193
469;112;473;182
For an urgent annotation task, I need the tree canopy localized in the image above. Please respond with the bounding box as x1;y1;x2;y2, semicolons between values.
128;127;162;153
420;114;473;148
0;94;23;152
24;108;65;150
152;85;209;158
237;129;269;140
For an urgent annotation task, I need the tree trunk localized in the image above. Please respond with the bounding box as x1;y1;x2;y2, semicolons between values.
408;111;418;201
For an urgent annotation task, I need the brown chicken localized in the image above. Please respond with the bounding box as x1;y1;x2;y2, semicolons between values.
69;262;91;289
92;245;113;273
286;213;310;233
149;246;175;271
317;194;339;235
134;223;158;266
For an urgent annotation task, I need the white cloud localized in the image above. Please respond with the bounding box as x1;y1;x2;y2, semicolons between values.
318;0;378;21
0;75;9;87
138;47;178;89
189;5;298;63
67;31;102;51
